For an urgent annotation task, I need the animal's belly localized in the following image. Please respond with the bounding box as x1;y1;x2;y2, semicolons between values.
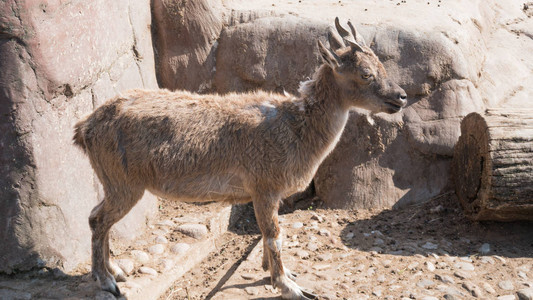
148;173;251;203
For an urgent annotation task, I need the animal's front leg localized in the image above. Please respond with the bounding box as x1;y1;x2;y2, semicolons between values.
252;193;317;300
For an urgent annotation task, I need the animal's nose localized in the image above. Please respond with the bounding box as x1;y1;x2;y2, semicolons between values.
397;92;407;106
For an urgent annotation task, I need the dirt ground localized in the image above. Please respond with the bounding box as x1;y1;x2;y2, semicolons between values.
0;193;531;299
162;193;533;300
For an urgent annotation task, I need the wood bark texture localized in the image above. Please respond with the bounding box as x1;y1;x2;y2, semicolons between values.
452;109;533;221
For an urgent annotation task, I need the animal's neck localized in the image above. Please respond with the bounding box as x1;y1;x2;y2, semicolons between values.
298;65;350;165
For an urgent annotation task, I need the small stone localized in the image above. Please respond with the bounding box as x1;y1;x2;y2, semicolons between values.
131;250;150;263
372;289;382;297
159;259;174;271
115;259;134;275
426;261;436;272
481;256;495;264
148;244;165;255
170;243;190;255
241;273;258;280
310;213;324;222
138;266;157;276
462;281;483;297
479;243;490;254
494;255;507;264
154;235;168;244
319;228;331;237
152;228;168;236
374;238;385;245
435;274;455;284
377;274;386;282
156;219;175;227
296;250;310;259
317;253;332;261
454;270;472;279
499;280;515;291
176;223;208;239
482;282;495;294
382;259;392;268
422;242;439;250
417;279;435;288
312;264;330;271
518;271;528;279
517;287;533;300
307;242;319;251
345;232;354;239
173;216;202;224
408;262;419;270
421;297;438;300
454;262;475;271
245;286;259;295
443;294;458;300
292;222;304;229
497;295;516;300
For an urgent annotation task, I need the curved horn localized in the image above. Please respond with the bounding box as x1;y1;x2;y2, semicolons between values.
334;17;350;39
347;20;367;46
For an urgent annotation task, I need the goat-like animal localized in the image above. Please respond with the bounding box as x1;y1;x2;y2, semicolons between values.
73;18;406;299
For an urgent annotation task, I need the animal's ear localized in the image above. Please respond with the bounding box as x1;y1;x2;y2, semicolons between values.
318;40;340;69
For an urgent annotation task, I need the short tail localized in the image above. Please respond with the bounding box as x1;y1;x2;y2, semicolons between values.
73;120;87;152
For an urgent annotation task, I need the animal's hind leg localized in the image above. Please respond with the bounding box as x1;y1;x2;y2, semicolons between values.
89;187;144;296
252;193;316;300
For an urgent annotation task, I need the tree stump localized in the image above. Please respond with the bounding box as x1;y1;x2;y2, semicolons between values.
452;109;533;221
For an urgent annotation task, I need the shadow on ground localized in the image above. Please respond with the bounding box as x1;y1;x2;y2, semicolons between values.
339;193;533;259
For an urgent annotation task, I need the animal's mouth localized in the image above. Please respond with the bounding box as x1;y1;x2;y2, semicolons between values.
385;101;404;112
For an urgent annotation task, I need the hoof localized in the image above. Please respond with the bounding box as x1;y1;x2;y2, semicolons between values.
284;267;298;281
115;272;127;283
101;276;122;297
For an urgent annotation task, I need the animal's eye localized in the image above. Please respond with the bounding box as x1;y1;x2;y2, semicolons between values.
361;74;372;80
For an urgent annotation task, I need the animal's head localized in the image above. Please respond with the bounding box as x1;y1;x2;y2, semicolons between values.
318;18;407;114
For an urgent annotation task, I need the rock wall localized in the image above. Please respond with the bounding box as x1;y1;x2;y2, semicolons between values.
153;0;532;209
0;0;158;273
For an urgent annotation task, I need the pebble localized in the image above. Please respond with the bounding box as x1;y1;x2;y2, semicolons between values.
317;253;332;261
417;279;435;288
454;270;472;279
499;280;515;291
494;255;507;264
154;235;168;244
421;297;438;300
453;262;475;271
517;287;533;300
307;242;319;251
115;259;134;275
245;286;259;295
159;259;174;271
313;264;330;271
481;256;495;264
479;243;490;254
497;296;516;300
147;244;165;255
377;274;386;282
241;273;259;280
345;232;354;239
422;242;439;250
382;259;392;268
176;223;208;239
310;213;324;222
156;219;175;227
408;262;419;270
443;294;458;300
426;261;436;272
372;289;382;297
138;266;157;276
319;228;331;237
374;238;385;245
296;250;310;259
170;243;190;254
435;274;455;284
152;229;167;236
173;216;202;223
292;222;304;229
462;281;483;297
131;250;150;263
483;282;495;294
518;271;528;279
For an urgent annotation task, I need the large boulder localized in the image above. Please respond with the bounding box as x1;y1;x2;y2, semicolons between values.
0;0;158;273
153;0;531;210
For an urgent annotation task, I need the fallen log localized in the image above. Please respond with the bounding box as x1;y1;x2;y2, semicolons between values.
452;108;533;221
